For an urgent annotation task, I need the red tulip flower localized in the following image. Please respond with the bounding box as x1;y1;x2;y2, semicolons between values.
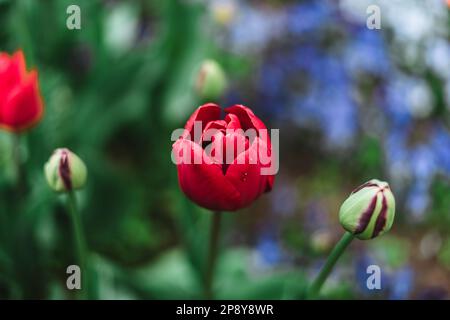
0;50;44;132
172;103;276;211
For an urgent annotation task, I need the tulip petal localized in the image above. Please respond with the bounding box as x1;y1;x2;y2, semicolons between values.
204;120;227;132
225;113;241;130
184;103;221;139
202;129;226;164
11;50;27;79
173;138;242;211
222;130;249;173
0;51;27;103
198;120;226;146
0;50;26;80
225;137;271;208
224;104;267;132
246;135;275;193
265;175;275;192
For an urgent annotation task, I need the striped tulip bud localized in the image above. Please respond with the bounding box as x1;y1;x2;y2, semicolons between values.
339;179;395;240
44;148;87;192
195;59;227;100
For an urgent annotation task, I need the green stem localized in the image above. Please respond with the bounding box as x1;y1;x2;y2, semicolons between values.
67;191;89;299
308;232;354;299
12;133;25;194
205;211;222;300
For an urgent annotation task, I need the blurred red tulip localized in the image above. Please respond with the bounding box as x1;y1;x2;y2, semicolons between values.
0;50;44;132
173;103;275;211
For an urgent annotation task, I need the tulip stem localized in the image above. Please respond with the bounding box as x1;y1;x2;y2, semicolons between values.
12;133;25;193
308;232;354;299
67;191;89;299
205;211;222;300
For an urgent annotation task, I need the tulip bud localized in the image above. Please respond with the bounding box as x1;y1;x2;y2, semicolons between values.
44;148;87;192
339;179;395;240
195;59;227;100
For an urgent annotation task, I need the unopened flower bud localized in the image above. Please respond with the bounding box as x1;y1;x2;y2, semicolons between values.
44;148;87;192
195;59;227;100
339;179;395;240
211;0;237;26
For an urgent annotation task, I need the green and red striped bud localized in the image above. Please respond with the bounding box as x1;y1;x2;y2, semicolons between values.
44;148;87;192
195;59;228;100
339;179;395;240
